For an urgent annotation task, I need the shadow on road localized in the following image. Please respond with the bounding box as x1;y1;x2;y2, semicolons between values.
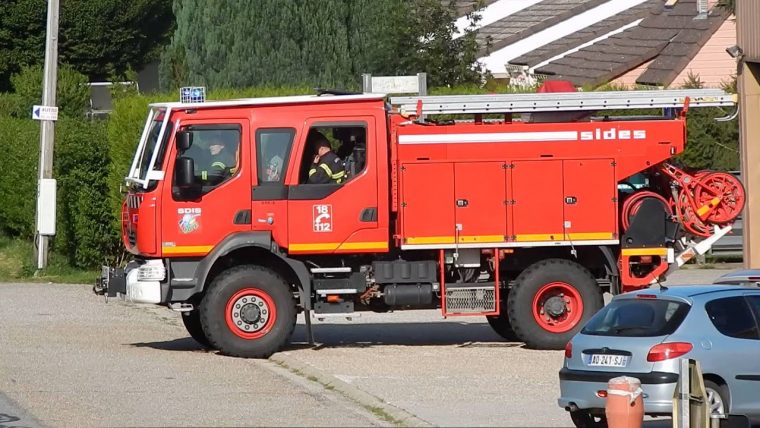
288;322;525;349
130;337;210;352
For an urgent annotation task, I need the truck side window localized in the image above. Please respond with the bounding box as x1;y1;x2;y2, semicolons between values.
255;128;294;184
174;125;241;196
299;123;367;184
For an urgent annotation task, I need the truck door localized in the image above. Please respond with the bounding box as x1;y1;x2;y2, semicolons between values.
161;120;252;257
285;118;388;254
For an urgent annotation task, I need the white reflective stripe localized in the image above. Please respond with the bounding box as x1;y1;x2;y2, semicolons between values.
398;131;579;144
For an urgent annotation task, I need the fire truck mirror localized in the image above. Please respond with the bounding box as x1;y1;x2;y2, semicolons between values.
175;157;197;190
176;130;193;152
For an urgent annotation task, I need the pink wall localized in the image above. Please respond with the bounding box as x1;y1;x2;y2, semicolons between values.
671;17;737;88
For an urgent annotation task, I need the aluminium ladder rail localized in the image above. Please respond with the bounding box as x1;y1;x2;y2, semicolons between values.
389;89;737;115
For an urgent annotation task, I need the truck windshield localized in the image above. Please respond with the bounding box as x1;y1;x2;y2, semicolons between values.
128;108;173;188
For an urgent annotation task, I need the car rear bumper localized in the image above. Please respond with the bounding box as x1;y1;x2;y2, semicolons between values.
558;368;678;415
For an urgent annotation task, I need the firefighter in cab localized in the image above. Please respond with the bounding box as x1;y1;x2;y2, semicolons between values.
201;132;238;185
307;130;345;184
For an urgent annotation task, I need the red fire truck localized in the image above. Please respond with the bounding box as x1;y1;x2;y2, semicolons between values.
97;84;744;358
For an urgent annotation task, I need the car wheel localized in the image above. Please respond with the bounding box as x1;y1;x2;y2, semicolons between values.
200;265;297;358
569;410;606;428
704;380;730;418
181;309;212;348
508;259;604;350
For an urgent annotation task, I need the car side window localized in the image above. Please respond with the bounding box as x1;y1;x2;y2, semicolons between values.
256;128;294;184
174;125;241;197
705;296;760;340
297;123;367;184
746;295;760;323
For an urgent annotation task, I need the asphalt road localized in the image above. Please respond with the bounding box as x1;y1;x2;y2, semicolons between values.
0;283;387;428
0;267;733;427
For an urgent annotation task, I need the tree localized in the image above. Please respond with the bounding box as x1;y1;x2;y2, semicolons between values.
0;0;173;91
161;0;486;90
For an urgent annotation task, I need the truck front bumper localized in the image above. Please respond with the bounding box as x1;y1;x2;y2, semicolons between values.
95;260;165;304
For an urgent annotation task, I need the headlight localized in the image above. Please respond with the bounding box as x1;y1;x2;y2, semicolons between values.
137;260;166;281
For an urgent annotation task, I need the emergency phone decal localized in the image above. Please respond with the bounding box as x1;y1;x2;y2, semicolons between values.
313;204;333;232
178;207;202;234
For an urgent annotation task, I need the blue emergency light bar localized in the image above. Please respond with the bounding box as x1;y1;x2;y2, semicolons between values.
180;86;206;103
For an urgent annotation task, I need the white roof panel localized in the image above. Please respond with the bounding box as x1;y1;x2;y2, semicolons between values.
149;93;387;109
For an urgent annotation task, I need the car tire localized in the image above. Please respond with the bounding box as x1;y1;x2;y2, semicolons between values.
200;265;297;358
181;309;212;348
704;380;730;419
508;259;603;350
569;410;606;428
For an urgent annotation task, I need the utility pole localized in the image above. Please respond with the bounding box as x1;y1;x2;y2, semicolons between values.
35;0;60;271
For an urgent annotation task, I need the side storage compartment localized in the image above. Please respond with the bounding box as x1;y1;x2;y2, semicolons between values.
400;163;455;245
562;159;617;242
454;162;508;244
510;160;564;242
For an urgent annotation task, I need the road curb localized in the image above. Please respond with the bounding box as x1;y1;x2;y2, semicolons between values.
270;352;433;427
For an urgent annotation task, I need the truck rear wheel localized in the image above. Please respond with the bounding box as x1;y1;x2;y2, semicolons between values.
508;259;603;350
200;265;296;358
181;310;211;348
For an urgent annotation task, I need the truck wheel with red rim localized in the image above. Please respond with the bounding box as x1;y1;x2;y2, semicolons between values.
200;265;296;358
507;259;603;350
181;310;211;348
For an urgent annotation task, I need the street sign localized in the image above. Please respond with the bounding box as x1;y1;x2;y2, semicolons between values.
32;105;58;121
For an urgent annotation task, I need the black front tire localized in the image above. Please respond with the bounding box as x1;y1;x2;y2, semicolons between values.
570;410;606;428
181;310;212;348
200;265;297;358
508;258;604;350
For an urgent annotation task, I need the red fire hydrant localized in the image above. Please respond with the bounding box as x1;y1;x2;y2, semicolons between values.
606;376;644;428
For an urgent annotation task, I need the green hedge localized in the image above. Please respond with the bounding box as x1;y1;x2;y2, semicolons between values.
0;118;39;237
55;119;118;267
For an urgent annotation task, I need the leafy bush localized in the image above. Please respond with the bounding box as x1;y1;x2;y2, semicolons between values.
55;118;119;267
0;118;39;237
9;64;90;118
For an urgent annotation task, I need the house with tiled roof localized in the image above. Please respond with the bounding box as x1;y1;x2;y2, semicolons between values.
453;0;736;88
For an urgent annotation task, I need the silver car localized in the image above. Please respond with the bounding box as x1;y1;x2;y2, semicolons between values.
558;284;760;427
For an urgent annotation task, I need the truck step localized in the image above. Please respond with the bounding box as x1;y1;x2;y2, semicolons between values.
311;312;361;321
443;283;497;315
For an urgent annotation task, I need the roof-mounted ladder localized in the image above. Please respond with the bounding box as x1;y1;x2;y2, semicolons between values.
389;89;737;115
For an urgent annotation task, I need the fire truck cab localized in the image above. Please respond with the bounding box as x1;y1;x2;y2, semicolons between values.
98;86;743;358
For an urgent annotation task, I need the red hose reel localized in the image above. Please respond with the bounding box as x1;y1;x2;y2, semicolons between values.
622;163;745;237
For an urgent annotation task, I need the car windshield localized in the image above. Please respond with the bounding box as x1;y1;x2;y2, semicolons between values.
581;298;690;337
130;109;172;187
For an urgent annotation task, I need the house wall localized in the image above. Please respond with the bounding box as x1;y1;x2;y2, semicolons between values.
671;17;736;88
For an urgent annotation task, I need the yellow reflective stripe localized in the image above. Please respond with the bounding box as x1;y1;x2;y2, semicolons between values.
211;161;226;169
332;171;345;179
515;232;615;242
457;235;505;243
308;168;317;176
406;236;455;244
515;234;563;242
406;235;505;244
621;248;669;256
201;170;207;180
289;242;389;252
162;245;213;255
567;232;615;240
338;241;388;251
319;163;332;175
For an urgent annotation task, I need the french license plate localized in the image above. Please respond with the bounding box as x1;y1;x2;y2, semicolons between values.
589;354;628;367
